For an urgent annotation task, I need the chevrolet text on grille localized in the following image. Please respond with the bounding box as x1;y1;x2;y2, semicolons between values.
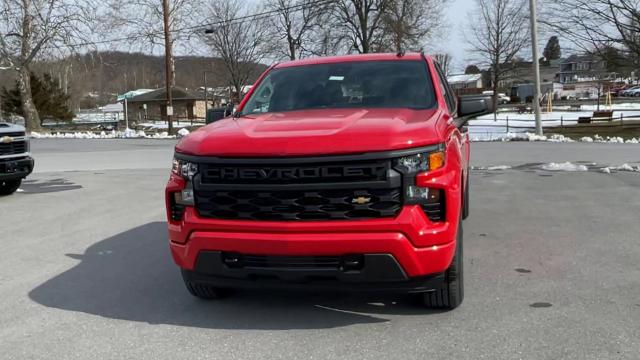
205;165;387;180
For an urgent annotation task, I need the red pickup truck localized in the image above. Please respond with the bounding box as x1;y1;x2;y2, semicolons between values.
166;53;493;309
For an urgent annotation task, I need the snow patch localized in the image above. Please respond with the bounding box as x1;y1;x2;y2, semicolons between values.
30;130;177;139
177;128;190;137
486;165;512;171
541;162;588;172
472;132;639;144
601;164;640;173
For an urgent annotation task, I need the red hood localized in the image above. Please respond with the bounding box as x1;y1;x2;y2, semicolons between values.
176;108;445;157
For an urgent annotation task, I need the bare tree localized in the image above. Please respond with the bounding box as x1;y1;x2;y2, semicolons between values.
466;0;529;110
541;0;640;68
434;53;453;76
382;0;446;52
104;0;203;87
200;0;268;100
104;0;201;53
332;0;393;53
263;0;333;60
0;0;95;131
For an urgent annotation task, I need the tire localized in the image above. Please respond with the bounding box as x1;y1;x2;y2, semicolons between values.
462;173;470;220
422;217;464;310
182;271;232;300
0;179;21;196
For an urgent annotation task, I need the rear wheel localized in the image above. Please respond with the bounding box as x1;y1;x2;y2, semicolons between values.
422;217;464;310
0;179;21;196
181;271;232;300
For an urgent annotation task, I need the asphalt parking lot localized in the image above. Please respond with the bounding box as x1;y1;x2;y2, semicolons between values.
1;139;639;360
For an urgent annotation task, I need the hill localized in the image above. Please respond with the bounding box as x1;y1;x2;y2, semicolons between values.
0;51;268;110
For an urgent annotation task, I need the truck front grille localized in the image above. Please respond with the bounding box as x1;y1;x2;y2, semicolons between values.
194;158;403;221
0;140;27;156
196;188;401;220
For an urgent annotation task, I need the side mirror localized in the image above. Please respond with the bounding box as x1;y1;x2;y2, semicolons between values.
458;95;495;118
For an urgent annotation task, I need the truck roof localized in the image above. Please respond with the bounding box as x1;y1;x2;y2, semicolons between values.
275;52;428;69
0;122;26;133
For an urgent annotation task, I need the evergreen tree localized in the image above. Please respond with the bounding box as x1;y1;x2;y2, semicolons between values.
543;36;561;61
1;72;74;123
464;65;481;74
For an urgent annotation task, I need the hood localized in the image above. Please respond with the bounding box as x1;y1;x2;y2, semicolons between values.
176;108;445;157
0;122;26;134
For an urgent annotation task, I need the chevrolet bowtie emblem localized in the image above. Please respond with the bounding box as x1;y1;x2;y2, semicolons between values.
352;196;371;205
1;136;13;144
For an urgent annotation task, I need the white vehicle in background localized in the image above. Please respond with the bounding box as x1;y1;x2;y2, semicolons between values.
482;90;511;104
0;122;34;195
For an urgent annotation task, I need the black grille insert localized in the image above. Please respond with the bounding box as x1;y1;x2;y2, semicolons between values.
0;140;27;156
196;188;402;220
222;253;345;270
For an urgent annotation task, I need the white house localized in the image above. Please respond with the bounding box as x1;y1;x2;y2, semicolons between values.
447;74;483;90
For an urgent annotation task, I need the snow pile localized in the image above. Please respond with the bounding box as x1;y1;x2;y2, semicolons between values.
476;132;575;142
177;128;190;138
541;162;588;172
601;164;640;173
150;132;172;139
590;135;639;144
30;130;177;139
31;131;115;139
472;132;639;144
547;134;574;143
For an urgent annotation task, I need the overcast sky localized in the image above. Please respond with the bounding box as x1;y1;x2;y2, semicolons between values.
441;0;475;73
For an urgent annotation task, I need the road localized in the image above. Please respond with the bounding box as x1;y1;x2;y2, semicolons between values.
1;139;639;360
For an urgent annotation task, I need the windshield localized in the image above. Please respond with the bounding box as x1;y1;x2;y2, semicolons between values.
240;60;436;115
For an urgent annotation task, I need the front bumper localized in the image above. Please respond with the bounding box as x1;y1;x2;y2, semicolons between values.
168;203;458;280
0;156;34;180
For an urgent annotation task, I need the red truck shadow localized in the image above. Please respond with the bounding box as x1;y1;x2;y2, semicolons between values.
28;222;435;330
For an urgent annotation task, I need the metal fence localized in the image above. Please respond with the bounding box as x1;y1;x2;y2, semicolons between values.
468;113;640;134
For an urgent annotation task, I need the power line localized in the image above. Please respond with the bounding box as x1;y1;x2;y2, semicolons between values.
63;0;335;49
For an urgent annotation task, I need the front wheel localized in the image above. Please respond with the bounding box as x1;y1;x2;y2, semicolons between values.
0;179;22;196
181;271;233;300
422;217;464;310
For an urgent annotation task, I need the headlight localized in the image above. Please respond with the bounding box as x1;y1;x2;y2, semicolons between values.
393;148;446;206
171;157;198;206
394;150;445;174
172;158;199;179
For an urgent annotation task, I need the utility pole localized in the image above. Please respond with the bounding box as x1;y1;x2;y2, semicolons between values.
204;72;208;113
529;0;543;136
162;0;174;133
